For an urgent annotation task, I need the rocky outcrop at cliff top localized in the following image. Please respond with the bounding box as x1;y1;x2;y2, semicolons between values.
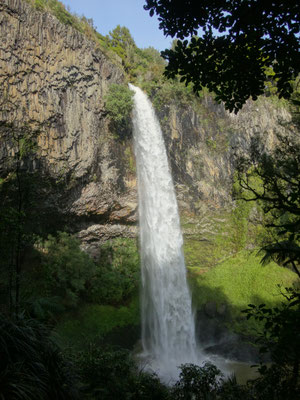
0;0;296;257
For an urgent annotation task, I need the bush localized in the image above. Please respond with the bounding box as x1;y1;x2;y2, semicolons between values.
87;238;140;305
151;79;195;110
243;288;300;399
0;314;78;400
41;232;96;307
104;84;134;132
75;345;135;398
172;363;221;399
171;362;253;399
74;344;169;400
32;235;139;313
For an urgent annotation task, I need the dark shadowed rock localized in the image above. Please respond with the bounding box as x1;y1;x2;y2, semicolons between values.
204;301;217;318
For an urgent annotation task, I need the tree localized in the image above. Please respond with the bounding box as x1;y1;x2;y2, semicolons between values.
235;132;300;279
87;238;140;305
41;232;96;308
0;120;66;315
75;343;169;399
106;25;137;71
243;288;300;399
144;0;300;113
0;123;39;314
172;363;221;399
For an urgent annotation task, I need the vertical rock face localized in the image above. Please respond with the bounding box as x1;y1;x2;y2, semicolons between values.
157;96;294;211
0;0;296;256
0;0;138;256
1;0;120;175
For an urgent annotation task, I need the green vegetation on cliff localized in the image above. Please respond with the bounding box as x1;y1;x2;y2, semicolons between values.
25;0;103;42
104;84;134;133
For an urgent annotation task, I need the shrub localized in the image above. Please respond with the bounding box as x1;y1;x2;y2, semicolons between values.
74;344;169;399
243;288;300;399
41;232;96;307
172;363;252;399
0;314;79;400
104;84;134;132
172;363;221;399
87;238;140;305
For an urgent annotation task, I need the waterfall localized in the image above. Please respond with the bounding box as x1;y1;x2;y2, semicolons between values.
130;84;198;380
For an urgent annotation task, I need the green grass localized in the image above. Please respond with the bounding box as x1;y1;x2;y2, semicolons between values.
191;250;297;309
55;297;140;348
182;211;235;271
184;236;233;271
189;250;297;333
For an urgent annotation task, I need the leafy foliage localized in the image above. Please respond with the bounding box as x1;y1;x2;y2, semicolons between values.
87;238;140;305
24;295;65;322
104;26;167;81
172;362;221;399
22;235;139;313
0;313;79;400
104;84;134;133
236;133;300;278
74;344;169;399
41;233;96;307
151;78;195;109
243;288;300;399
75;345;135;398
172;362;253;399
106;25;137;71
145;0;300;112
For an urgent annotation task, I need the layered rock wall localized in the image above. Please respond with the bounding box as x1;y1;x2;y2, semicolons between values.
158;96;294;211
0;0;137;256
0;0;296;256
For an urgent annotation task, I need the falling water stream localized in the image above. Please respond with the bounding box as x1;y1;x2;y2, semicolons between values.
130;84;198;380
129;84;259;383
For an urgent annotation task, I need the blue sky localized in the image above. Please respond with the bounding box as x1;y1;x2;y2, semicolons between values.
61;0;172;51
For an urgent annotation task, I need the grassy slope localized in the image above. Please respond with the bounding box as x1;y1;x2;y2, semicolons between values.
182;209;298;333
55;296;140;348
190;251;296;310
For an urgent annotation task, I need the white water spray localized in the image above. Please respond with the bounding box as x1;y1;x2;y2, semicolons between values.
130;84;198;380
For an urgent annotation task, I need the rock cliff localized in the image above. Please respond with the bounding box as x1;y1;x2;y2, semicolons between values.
0;0;137;256
0;0;296;256
158;96;294;211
